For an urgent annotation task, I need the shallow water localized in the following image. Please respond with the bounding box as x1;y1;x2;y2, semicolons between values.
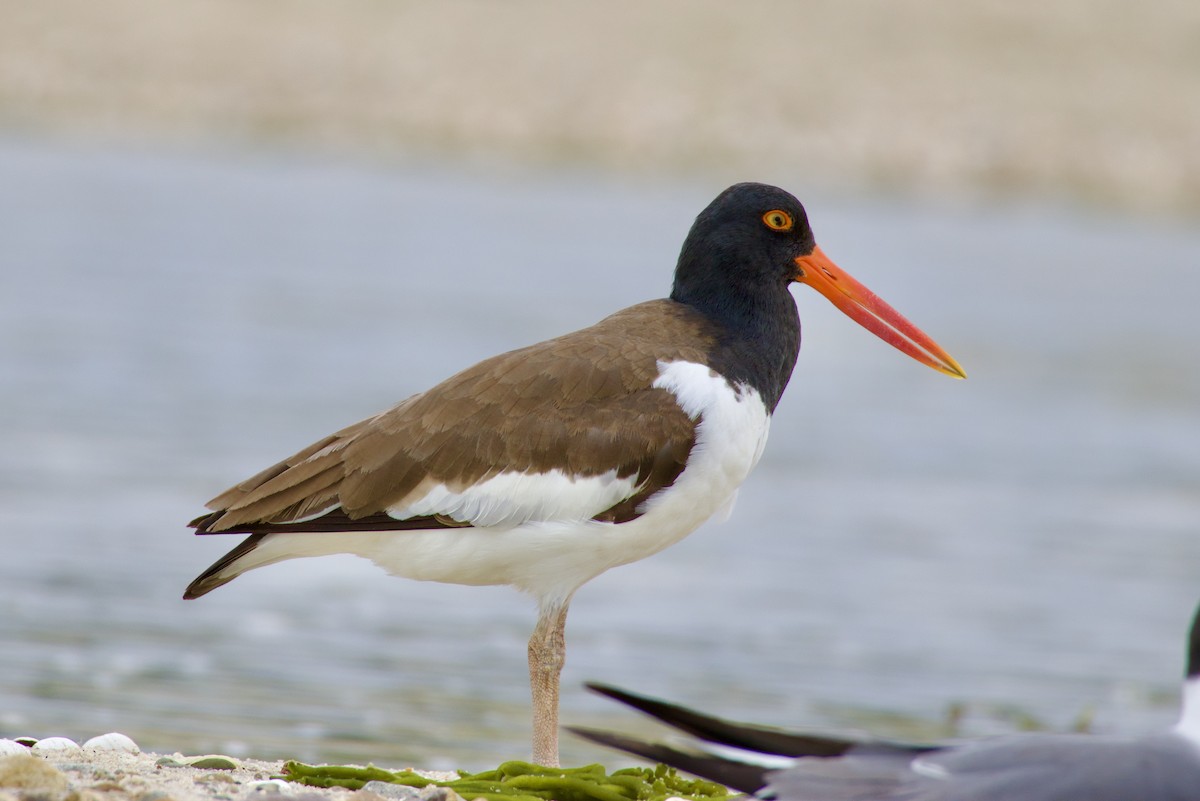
1;138;1198;770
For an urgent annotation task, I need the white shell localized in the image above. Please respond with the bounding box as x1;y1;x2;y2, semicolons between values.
0;739;28;756
247;780;291;794
83;733;140;753
31;737;81;754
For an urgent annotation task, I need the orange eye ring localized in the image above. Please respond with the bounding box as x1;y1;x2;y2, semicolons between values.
762;210;794;231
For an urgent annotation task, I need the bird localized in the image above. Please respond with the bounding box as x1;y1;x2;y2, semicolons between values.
572;600;1200;800
183;182;965;767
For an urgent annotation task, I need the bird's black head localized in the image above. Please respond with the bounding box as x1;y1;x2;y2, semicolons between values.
671;182;967;383
671;183;815;325
668;183;811;410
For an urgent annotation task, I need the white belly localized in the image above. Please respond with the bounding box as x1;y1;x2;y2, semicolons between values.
239;361;772;606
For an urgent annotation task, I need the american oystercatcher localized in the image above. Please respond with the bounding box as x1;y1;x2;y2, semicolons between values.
184;183;964;766
574;600;1200;799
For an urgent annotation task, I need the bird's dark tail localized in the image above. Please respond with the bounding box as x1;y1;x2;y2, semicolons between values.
568;724;775;794
570;683;860;793
183;533;269;599
582;683;857;756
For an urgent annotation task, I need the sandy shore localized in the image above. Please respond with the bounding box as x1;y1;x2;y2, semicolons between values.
1;0;1197;215
0;741;461;801
1;740;722;801
3;747;348;801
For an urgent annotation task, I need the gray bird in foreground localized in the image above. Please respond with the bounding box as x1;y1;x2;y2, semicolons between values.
572;601;1200;800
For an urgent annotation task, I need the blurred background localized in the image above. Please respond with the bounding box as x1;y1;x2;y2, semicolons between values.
2;0;1198;771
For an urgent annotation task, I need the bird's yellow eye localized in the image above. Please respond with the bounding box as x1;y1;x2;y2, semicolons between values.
762;210;794;231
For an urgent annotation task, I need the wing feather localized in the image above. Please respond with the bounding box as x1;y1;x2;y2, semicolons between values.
191;300;713;535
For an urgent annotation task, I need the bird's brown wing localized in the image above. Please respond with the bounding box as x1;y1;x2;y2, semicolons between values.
191;300;715;535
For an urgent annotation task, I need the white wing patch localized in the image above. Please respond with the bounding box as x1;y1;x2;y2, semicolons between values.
387;468;639;528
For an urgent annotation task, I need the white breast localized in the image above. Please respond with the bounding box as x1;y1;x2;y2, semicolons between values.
646;359;772;514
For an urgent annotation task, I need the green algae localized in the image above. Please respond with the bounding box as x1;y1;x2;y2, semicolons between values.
188;756;240;770
283;760;731;801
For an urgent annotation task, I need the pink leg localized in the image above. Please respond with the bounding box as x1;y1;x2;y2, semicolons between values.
528;600;569;766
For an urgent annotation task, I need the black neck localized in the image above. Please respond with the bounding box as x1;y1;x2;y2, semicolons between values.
671;276;801;413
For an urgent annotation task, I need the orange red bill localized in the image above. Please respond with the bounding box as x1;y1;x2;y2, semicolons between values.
794;246;966;379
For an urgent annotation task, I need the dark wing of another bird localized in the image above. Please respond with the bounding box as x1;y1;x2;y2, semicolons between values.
572;683;932;794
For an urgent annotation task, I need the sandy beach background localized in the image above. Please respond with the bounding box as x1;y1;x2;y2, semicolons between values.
3;3;1200;798
1;0;1197;215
